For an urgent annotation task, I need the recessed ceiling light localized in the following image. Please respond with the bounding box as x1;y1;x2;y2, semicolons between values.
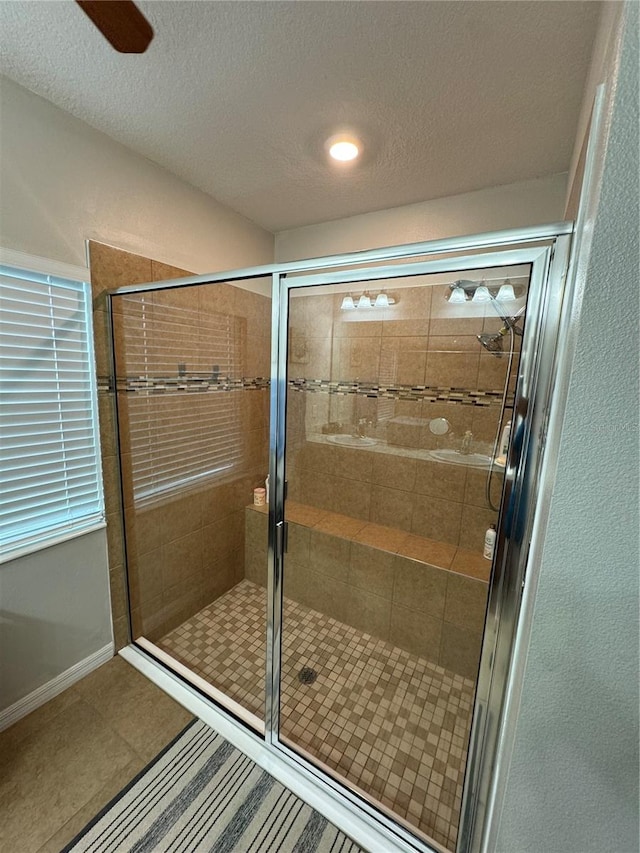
329;140;359;161
326;134;361;162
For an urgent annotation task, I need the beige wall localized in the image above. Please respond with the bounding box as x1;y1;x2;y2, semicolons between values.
565;1;625;215
275;174;567;262
0;76;274;274
0;530;112;714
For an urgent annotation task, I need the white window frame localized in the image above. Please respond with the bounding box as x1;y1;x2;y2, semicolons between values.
0;248;105;563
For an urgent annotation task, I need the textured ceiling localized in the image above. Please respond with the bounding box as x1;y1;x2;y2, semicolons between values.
0;1;600;232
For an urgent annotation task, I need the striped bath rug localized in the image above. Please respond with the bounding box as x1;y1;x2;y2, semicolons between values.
63;719;364;853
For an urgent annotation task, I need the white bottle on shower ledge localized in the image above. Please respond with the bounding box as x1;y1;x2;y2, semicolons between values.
265;475;270;505
483;524;497;560
500;420;512;457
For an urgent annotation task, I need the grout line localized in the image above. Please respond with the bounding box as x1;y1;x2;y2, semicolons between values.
155;579;475;849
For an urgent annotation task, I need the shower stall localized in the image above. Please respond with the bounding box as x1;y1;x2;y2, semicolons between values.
105;224;571;853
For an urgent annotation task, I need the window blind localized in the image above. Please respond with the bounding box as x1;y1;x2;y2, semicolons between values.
0;266;104;559
118;295;244;503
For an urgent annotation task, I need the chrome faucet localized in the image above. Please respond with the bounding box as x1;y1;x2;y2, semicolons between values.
460;430;473;455
352;418;368;438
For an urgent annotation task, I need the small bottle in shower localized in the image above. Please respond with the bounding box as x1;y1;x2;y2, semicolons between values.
500;420;512;456
483;524;497;560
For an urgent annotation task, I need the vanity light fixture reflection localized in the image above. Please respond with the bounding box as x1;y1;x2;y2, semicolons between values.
471;284;492;303
341;291;396;310
496;281;516;301
447;279;522;303
448;286;467;304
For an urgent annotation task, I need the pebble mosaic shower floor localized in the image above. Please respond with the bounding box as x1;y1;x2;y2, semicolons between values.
157;579;475;850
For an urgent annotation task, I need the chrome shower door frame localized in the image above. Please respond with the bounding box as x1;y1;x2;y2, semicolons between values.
267;227;573;853
106;221;573;853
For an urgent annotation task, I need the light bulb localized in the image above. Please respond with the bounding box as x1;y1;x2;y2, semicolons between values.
472;285;492;303
497;282;516;301
341;295;355;310
374;292;390;307
329;140;359;161
449;286;467;304
357;293;372;308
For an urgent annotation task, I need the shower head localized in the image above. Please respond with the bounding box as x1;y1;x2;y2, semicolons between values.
477;331;506;356
477;307;526;357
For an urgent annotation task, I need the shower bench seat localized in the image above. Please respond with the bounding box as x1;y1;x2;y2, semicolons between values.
245;501;490;680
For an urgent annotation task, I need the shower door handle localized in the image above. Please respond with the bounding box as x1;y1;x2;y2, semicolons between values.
275;520;289;557
502;399;528;543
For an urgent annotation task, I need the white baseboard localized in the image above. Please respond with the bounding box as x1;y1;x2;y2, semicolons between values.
0;642;114;732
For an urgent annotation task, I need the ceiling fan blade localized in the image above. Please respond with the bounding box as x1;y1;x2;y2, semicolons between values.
75;1;153;54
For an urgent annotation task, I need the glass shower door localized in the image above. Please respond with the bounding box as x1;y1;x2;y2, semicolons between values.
273;256;535;851
107;224;572;853
111;276;273;732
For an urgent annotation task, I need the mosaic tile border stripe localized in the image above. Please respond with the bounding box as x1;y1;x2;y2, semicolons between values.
97;375;270;394
289;378;510;407
98;374;508;407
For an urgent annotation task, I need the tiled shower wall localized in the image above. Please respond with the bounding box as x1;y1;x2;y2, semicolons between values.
90;243;270;648
246;505;489;679
287;283;520;554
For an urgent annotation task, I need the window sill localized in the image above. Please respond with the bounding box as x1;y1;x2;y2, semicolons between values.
0;520;107;566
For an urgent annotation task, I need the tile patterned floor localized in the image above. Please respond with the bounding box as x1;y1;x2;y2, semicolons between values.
0;658;193;853
158;579;475;850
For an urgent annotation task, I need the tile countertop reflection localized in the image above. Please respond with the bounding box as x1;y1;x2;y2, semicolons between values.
307;432;504;470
